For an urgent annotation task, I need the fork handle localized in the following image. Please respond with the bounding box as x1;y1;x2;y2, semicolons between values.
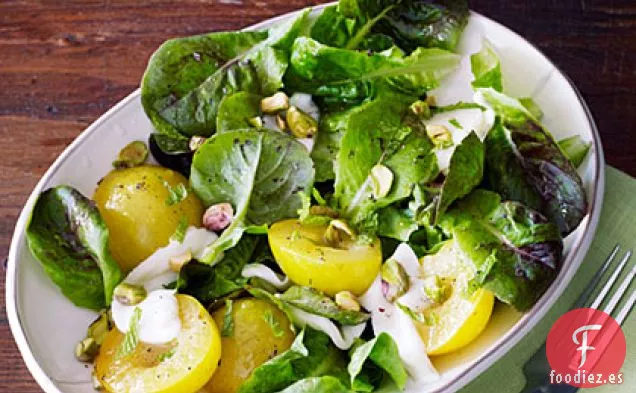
520;344;579;393
521;385;579;393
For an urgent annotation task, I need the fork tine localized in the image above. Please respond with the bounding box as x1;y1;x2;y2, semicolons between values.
615;288;636;326
589;250;631;310
573;245;620;309
549;246;622;354
603;264;636;315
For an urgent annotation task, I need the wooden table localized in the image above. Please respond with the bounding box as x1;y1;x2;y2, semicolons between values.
1;1;635;391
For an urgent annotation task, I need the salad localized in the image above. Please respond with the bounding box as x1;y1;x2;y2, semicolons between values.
25;1;592;392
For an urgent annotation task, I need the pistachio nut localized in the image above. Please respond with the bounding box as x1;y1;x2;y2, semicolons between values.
286;106;318;138
189;136;207;152
426;125;453;149
112;140;148;169
276;113;287;130
370;164;394;199
335;291;361;312
409;100;432;119
260;92;289;114
309;205;339;218
422;275;452;305
203;202;234;232
113;283;147;306
87;311;112;345
169;249;193;273
324;219;355;248
75;337;99;362
381;258;409;302
247;116;263;128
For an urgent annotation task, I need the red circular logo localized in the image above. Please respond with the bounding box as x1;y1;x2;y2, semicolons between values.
546;308;626;388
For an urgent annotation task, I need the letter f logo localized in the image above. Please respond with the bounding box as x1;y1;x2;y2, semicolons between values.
572;324;602;368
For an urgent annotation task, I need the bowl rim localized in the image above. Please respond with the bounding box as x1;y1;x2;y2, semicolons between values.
5;5;605;393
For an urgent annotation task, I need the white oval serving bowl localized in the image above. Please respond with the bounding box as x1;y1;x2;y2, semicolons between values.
6;4;604;393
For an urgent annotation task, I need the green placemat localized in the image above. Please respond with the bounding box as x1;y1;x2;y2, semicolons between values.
460;166;635;393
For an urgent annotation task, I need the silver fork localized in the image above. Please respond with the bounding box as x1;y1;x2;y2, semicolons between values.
521;245;636;393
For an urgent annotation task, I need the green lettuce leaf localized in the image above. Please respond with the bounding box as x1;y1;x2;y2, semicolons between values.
311;91;430;183
558;135;591;168
348;333;408;390
311;0;469;52
519;97;543;120
311;3;407;52
141;31;266;149
279;286;370;325
310;6;359;49
176;235;260;303
408;226;447;257
238;328;347;393
333;103;481;236
349;0;469;52
311;108;350;182
190;129;314;263
377;206;419;242
26;186;123;310
287;37;460;103
333;94;438;230
216;92;262;133
332;0;469;52
141;11;308;151
480;88;588;235
434;131;485;220
470;40;503;92
277;376;352;393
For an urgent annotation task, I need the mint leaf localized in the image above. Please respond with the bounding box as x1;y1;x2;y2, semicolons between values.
431;102;485;115
158;347;176;363
449;118;462;129
222;299;234;337
170;215;189;243
117;307;142;358
263;310;285;338
163;181;188;206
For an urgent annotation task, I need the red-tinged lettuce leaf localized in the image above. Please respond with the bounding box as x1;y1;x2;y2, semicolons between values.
26;186;123;310
440;189;563;311
480;88;587;235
